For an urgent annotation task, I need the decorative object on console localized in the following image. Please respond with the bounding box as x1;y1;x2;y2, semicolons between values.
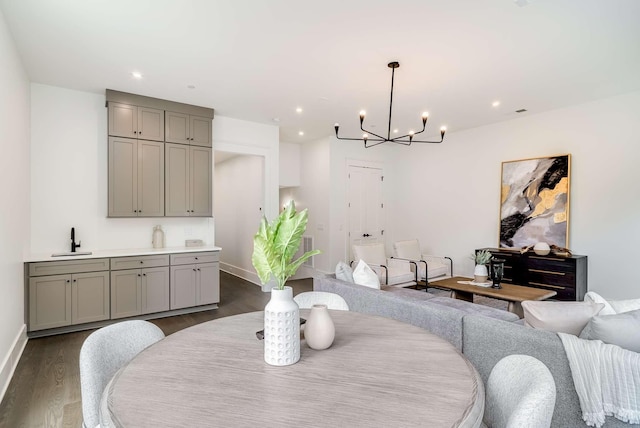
334;62;446;148
252;201;320;366
304;304;336;350
500;154;570;249
185;239;204;247
533;242;550;256
152;225;165;249
473;249;492;283
490;258;505;289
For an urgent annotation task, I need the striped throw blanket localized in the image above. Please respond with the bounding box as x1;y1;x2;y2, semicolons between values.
559;333;640;427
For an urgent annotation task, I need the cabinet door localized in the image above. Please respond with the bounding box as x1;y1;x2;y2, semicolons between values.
190;146;212;216
137;107;165;142
165;111;190;144
110;270;142;319
71;271;110;325
109;137;138;217
29;275;72;331
196;263;220;305
137;140;165;217
165;143;190;216
141;267;170;315
189;115;212;147
108;102;137;138
170;265;196;309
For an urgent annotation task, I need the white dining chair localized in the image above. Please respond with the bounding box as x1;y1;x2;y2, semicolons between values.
294;291;349;310
79;320;165;428
482;354;556;428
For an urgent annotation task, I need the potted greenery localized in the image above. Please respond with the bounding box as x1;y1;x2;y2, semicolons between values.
473;249;492;283
252;201;320;366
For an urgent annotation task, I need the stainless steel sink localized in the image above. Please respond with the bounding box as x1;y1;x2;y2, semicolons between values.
51;251;93;257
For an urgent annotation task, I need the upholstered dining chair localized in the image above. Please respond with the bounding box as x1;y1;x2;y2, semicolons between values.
352;242;416;287
482;354;557;428
392;239;452;288
79;320;165;428
294;291;350;310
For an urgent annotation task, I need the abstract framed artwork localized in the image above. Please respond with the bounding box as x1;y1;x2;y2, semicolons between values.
499;154;571;248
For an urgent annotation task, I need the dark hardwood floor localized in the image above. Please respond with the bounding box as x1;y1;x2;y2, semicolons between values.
0;272;312;428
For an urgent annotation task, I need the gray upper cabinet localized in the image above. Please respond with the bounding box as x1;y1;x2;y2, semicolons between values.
165;111;212;147
108;102;164;142
165;144;212;217
109;137;164;217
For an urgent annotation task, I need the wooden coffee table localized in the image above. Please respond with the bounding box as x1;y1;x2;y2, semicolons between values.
428;276;557;318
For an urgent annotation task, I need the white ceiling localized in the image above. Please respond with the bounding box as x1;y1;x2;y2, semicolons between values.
2;0;640;144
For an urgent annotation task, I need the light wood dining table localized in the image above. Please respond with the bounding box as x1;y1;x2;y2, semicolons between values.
102;310;485;427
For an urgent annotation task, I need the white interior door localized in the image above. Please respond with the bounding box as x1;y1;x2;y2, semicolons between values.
348;165;384;261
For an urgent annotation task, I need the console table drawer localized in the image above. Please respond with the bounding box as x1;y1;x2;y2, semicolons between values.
528;256;575;273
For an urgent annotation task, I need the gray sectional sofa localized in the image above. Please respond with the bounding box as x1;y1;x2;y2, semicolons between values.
313;274;635;428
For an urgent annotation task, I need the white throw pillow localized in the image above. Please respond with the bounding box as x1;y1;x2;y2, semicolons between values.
335;261;355;283
522;301;605;336
352;260;381;289
584;291;640;315
580;309;640;352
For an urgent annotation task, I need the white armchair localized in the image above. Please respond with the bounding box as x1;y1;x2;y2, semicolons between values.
392;239;452;288
352;242;416;288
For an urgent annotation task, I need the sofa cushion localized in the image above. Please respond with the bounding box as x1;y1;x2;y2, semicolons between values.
352;260;380;289
522;301;604;335
429;297;520;322
381;286;437;301
335;261;355;283
579;309;640;352
585;291;640;315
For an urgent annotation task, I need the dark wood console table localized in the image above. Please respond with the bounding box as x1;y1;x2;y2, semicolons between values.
476;248;587;301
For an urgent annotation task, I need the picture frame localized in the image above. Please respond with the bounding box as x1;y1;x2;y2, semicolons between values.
499;154;571;249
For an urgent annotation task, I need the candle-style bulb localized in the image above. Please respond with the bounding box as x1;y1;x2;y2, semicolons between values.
440;126;447;139
362;133;368;140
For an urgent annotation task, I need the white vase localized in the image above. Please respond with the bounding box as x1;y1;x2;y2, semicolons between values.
474;264;488;283
304;304;335;350
264;286;300;366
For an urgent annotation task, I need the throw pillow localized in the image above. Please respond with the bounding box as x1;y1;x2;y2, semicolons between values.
579;309;640;352
522;301;605;335
335;261;355;283
584;291;640;315
352;260;381;289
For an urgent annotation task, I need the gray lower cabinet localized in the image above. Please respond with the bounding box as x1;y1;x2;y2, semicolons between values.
108;137;165;217
170;251;220;310
29;270;109;332
110;255;170;319
165;144;212;217
110;267;170;319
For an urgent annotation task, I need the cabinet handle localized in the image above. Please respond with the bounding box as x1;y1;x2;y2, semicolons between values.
529;268;565;276
140;261;144;264
143;273;146;276
66;279;70;283
134;210;138;213
138;274;141;277
197;268;201;271
195;257;198;260
73;279;76;282
193;268;196;271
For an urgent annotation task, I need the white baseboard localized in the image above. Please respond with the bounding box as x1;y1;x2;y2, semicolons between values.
0;324;28;404
220;262;261;286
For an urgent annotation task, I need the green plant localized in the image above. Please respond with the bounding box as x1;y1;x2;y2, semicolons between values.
473;249;492;265
252;201;321;290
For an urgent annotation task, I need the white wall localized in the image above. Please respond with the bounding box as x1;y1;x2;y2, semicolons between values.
388;91;640;298
30;84;214;254
0;8;30;401
279;142;300;187
214;155;264;282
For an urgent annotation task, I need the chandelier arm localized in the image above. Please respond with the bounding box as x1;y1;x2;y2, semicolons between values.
336;135;384;142
392;122;427;141
365;139;388;148
393;138;444;144
359;125;387;142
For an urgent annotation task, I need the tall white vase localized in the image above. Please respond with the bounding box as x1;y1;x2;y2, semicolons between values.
264;286;300;366
304;304;335;350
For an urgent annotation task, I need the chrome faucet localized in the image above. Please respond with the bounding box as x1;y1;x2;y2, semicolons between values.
71;227;81;252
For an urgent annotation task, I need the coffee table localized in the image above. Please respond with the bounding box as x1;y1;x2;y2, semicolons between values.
428;276;557;318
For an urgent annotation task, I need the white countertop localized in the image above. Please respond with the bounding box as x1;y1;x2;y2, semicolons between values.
25;246;222;263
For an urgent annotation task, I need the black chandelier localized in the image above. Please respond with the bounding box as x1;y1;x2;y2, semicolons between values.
334;61;446;148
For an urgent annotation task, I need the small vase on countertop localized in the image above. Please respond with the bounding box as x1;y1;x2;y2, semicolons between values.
264;286;300;366
304;304;335;350
152;225;165;249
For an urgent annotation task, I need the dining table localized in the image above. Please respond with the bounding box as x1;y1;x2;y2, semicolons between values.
101;309;485;427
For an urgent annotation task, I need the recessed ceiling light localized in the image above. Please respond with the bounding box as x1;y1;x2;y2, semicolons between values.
492;101;501;107
272;117;280;123
296;107;303;113
298;131;304;136
131;71;143;79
